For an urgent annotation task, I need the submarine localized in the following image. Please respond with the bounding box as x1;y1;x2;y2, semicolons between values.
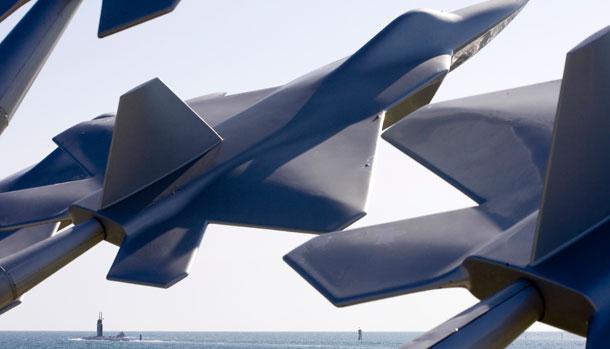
82;312;140;341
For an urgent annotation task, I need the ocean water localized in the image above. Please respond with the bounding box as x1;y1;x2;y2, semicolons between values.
0;331;586;348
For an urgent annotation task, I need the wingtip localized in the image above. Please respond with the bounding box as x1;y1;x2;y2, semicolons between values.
97;0;181;39
569;25;610;54
106;270;188;289
282;252;344;307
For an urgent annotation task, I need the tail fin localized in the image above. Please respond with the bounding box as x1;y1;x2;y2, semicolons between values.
100;78;222;209
532;26;610;262
98;0;181;38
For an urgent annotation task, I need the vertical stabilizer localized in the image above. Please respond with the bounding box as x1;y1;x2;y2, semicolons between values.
532;26;610;261
100;78;222;209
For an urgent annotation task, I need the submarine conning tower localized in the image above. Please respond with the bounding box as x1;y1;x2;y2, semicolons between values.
97;312;103;337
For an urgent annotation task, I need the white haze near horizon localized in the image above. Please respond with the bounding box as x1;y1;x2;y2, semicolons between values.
0;0;607;333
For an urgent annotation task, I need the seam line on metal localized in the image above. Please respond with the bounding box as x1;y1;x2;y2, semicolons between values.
0;264;17;300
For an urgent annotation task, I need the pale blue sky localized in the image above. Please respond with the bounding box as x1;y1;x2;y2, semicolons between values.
0;0;608;332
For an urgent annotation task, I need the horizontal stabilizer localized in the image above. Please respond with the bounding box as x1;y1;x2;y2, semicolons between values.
383;81;558;222
106;210;206;288
533;26;610;261
98;0;180;38
284;207;502;306
101;78;222;209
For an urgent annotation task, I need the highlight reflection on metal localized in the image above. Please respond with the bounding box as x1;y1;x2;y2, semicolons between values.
0;0;523;314
285;23;610;349
0;0;181;135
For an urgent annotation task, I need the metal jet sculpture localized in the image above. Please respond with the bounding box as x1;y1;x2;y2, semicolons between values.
0;0;526;314
0;0;181;134
285;22;610;349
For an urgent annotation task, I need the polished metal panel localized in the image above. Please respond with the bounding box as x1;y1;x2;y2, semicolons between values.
0;0;82;134
98;0;181;38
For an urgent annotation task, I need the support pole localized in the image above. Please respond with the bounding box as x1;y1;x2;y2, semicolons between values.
0;219;104;309
402;280;543;349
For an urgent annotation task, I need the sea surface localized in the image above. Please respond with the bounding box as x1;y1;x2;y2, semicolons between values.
0;331;586;348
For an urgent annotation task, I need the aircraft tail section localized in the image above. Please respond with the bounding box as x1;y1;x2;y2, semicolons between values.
100;78;222;209
532;26;610;262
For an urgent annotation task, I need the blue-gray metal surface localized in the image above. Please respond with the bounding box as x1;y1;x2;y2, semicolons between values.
0;223;59;259
97;0;181;38
403;280;542;348
285;24;610;348
0;219;104;310
532;26;610;262
0;0;82;134
285;80;557;306
0;0;524;296
100;78;222;209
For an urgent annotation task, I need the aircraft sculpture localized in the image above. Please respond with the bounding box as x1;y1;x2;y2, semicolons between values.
0;0;526;315
0;0;181;134
285;20;610;349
